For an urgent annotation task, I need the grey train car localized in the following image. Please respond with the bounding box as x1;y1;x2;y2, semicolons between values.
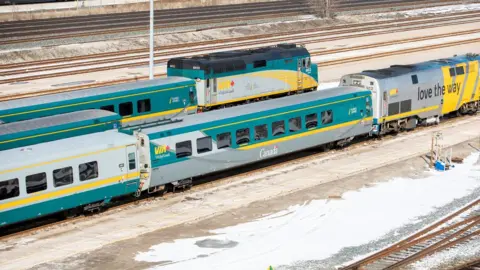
339;54;480;135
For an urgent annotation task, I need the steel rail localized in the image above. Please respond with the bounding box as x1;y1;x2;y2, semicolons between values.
2;9;479;70
1;37;479;100
339;199;480;269
0;110;476;243
2;19;480;85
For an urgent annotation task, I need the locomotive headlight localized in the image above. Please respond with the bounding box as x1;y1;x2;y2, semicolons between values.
195;78;201;82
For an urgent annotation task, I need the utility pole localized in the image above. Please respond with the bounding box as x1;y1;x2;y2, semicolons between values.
149;0;154;80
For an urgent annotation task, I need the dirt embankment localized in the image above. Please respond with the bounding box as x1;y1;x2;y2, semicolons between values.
0;16;339;64
0;0;277;22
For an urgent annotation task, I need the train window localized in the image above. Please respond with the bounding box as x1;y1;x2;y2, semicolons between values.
305;113;318;129
289;117;301;132
0;178;19;200
272;121;285;136
254;124;268;141
79;161;99;181
449;67;456;77
26;172;47;194
197;136;212;154
53;167;73;188
128;153;136;170
216;132;232;149
137;99;151;113
455;66;465;75
253;60;266;68
306;58;311;69
206;79;210;88
400;100;412;113
388;102;400;115
236;128;250;145
411;75;418;85
176;141;192;158
321;110;333;125
119;102;133;116
101;105;115;112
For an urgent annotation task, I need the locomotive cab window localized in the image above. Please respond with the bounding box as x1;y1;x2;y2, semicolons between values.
305;113;318;129
449;67;456;77
236;128;250;145
455;66;465;75
176;141;192;158
306;58;311;69
254;124;268;141
321;110;333;125
26;172;47;194
53;166;73;187
272;120;285;136
79;161;99;181
197;136;212;154
216;132;232;149
411;75;418;85
119;102;133;116
289;117;301;132
128;153;136;170
0;178;19;200
253;60;266;68
101;105;115;113
137;99;151;113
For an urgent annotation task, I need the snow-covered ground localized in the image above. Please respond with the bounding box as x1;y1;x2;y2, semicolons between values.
134;153;480;270
373;4;480;18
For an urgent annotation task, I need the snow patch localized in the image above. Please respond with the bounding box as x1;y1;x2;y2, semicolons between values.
135;153;480;270
376;4;480;18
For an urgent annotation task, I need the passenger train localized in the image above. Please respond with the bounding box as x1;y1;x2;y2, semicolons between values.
1;53;479;227
0;44;318;125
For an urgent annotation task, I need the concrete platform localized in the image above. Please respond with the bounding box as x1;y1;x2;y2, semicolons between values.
1;115;479;270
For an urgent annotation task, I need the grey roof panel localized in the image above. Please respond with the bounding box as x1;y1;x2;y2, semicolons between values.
140;86;364;134
0;109;118;136
0;130;136;171
1;76;193;110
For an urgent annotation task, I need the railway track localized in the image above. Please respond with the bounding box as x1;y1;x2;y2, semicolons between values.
0;0;473;47
1;10;479;90
1;28;479;101
1;39;478;100
0;1;310;46
4;23;480;79
0;108;477;243
332;0;467;11
2;11;480;77
340;199;480;270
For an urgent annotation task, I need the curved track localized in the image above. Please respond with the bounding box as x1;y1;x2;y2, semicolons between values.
340;199;480;270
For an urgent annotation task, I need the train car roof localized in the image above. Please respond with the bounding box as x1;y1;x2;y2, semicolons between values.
0;109;118;136
167;44;309;71
355;54;480;79
0;130;136;171
138;86;368;135
0;76;194;110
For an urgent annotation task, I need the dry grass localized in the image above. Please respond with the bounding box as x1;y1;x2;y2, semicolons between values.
0;0;276;22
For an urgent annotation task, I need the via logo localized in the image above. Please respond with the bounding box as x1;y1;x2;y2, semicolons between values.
259;145;278;159
154;145;170;155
